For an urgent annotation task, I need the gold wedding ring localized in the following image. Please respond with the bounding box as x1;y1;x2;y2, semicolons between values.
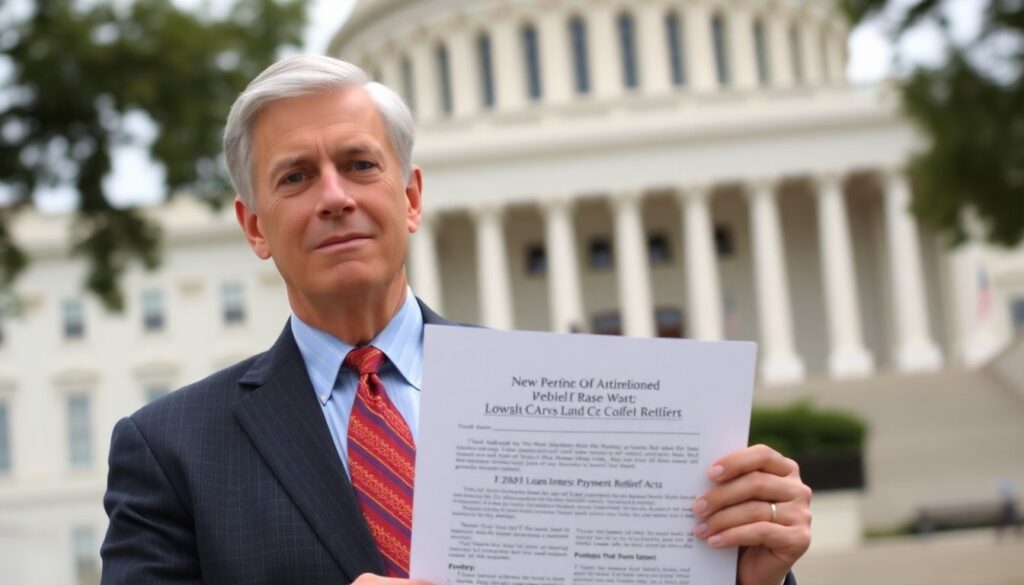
769;502;778;523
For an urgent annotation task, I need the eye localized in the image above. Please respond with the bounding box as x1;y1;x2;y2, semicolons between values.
352;160;377;171
281;171;306;185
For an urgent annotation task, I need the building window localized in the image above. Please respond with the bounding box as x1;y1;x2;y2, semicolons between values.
648;233;672;265
522;24;543;100
617;12;639;89
0;402;10;473
437;43;453;115
401;56;416;113
62;299;85;339
1011;297;1024;335
72;526;99;585
655;307;685;338
592;311;622;336
588;237;613;270
68;395;92;468
141;289;164;332
221;282;246;325
569;16;590;94
478;33;495;108
525;244;547;276
711;14;730;87
666;11;686;86
753;18;770;85
714;224;735;258
789;26;803;84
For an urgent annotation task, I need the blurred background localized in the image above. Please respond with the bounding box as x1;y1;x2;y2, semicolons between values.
0;0;1022;583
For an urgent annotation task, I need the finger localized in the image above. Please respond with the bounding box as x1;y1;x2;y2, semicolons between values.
706;521;811;557
708;444;798;483
695;472;809;518
695;500;799;539
352;574;432;585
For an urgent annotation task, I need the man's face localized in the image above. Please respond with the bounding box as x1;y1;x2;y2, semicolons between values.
236;87;422;307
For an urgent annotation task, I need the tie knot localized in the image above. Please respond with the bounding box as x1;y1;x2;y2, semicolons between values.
345;346;386;376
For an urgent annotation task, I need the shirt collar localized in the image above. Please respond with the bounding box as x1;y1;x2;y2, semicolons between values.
290;287;424;405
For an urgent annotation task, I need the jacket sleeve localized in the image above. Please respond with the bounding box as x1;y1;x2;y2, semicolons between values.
100;416;202;585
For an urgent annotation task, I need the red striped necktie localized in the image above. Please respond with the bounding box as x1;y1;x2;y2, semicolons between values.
345;346;415;577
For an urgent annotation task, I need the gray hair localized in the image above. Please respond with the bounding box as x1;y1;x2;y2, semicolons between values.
223;54;415;209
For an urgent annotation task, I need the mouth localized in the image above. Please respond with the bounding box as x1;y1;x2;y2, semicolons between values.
315;233;371;251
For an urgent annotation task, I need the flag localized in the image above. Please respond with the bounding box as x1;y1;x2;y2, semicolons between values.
976;264;992;321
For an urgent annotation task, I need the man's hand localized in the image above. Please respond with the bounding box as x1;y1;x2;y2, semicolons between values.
352;574;432;585
692;444;812;585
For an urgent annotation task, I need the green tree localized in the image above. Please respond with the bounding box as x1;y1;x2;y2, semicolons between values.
841;0;1024;247
0;0;307;310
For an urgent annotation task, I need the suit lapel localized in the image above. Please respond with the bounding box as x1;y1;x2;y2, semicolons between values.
232;325;386;581
231;300;455;580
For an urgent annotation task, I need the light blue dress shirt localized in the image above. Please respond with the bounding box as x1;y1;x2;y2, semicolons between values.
290;288;423;477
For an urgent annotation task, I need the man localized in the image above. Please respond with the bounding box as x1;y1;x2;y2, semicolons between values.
101;55;811;585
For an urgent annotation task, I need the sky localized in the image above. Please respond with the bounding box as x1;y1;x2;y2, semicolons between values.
5;0;987;212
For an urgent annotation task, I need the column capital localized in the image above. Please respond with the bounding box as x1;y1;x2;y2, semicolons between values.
743;176;781;198
539;193;578;214
675;183;714;203
808;170;847;191
608;189;645;210
469;201;507;221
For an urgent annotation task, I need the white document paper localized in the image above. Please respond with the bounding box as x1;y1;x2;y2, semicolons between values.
410;326;757;585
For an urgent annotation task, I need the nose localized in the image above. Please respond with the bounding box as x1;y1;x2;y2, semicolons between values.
315;167;355;218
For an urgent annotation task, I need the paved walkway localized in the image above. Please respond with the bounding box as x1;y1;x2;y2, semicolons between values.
795;530;1024;585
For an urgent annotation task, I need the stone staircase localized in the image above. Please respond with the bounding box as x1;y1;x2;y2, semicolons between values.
754;359;1024;530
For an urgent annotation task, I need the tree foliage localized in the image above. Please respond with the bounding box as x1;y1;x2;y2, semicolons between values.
841;0;1024;247
0;0;307;309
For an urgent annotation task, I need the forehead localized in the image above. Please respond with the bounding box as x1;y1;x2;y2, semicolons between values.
250;87;390;166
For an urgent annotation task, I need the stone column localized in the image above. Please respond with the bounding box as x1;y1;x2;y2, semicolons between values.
542;196;585;333
727;2;758;90
747;178;805;385
798;15;823;86
813;173;874;378
410;38;441;122
610;191;655;337
684;0;718;92
826;23;848;85
473;204;515;330
637;0;672;95
678;185;723;340
539;6;573;105
408;212;444;315
491;19;526;112
766;11;794;89
447;28;480;118
882;170;942;371
589;4;623;99
377;54;403;94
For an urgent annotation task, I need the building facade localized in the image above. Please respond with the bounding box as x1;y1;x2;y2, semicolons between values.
1;0;1023;582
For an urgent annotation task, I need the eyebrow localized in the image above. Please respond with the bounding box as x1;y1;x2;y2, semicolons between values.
266;143;386;181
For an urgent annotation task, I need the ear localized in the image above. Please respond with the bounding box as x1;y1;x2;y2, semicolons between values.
405;165;424;234
235;196;272;260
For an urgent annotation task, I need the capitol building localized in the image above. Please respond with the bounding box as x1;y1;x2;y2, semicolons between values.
1;0;1023;583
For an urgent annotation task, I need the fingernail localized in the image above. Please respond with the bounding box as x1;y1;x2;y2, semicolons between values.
693;499;708;515
709;465;725;479
709;535;723;547
694;523;708;537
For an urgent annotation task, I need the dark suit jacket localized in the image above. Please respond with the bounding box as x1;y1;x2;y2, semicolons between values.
101;300;797;585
